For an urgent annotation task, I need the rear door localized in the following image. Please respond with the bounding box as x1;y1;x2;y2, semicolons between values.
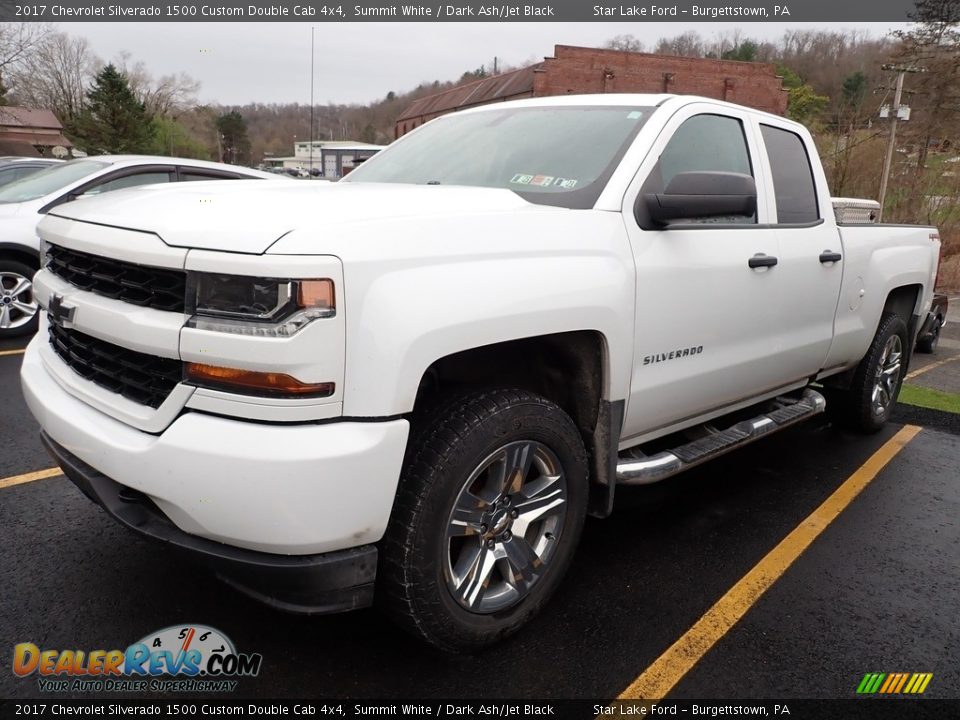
620;104;787;442
753;120;843;378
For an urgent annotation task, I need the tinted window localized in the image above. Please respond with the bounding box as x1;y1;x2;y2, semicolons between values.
761;125;819;224
661;114;752;184
0;159;109;203
0;167;38;187
180;170;242;181
84;171;173;195
647;114;755;224
344;106;654;209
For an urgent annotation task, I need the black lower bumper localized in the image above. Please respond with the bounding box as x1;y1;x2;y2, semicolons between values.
41;432;377;614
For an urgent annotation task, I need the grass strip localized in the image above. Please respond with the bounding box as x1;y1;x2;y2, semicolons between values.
899;383;960;414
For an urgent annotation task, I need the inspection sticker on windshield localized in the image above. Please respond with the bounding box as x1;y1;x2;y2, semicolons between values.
510;174;578;189
627;110;644;119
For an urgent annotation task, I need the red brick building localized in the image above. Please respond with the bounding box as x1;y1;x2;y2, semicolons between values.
395;45;788;138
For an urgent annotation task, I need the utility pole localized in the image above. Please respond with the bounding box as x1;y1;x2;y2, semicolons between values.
310;26;315;176
878;64;924;222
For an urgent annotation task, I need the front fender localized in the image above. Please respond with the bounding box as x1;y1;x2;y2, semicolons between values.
283;210;636;418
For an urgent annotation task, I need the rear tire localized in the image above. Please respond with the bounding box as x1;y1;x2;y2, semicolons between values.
379;389;588;652
916;317;941;354
0;259;40;339
831;313;908;433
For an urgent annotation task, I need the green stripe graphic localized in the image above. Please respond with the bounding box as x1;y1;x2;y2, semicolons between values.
856;674;874;693
868;673;887;694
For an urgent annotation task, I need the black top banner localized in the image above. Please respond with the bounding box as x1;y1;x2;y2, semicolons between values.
2;699;960;720
0;0;933;23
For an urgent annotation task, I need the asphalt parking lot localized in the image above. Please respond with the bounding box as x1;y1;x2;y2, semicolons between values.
2;309;959;711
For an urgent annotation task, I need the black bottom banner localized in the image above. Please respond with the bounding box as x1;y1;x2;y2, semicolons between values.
1;699;957;720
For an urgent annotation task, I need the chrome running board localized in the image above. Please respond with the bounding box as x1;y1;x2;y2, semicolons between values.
616;389;826;485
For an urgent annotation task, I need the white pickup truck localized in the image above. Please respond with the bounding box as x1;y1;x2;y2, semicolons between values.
21;95;941;651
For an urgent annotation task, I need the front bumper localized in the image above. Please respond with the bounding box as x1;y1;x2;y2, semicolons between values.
22;332;410;548
43;433;377;614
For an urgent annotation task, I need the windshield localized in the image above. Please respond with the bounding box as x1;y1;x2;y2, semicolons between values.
343;105;654;209
0;160;110;204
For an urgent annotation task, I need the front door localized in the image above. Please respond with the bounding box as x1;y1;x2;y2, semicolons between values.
621;107;786;442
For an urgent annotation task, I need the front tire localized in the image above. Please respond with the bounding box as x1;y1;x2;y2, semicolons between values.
832;313;909;433
379;389;588;652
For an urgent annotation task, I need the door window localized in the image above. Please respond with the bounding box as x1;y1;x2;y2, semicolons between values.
760;124;819;224
645;114;755;224
179;170;241;181
83;171;173;196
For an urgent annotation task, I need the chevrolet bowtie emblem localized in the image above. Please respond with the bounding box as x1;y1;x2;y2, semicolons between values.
48;293;76;323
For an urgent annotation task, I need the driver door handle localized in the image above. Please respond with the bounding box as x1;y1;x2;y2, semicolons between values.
748;254;778;269
819;250;843;264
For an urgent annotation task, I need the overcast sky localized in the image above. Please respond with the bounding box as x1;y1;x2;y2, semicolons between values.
73;22;905;107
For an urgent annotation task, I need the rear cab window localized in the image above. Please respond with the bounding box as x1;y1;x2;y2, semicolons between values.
760;124;819;224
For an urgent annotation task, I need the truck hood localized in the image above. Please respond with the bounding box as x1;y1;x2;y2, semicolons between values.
46;180;563;254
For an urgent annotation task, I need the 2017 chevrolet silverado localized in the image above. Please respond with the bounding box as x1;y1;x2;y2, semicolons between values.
21;95;941;651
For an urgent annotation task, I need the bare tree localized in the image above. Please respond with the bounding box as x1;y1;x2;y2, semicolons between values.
653;31;705;58
8;31;97;128
0;22;54;101
892;0;960;174
605;35;644;53
0;22;52;74
111;50;200;118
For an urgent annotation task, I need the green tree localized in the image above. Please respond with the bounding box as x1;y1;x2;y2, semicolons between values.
76;64;154;154
216;110;250;165
150;116;211;160
777;63;829;126
722;41;759;62
841;71;868;108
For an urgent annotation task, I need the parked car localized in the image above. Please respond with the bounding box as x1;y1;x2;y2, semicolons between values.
0;157;63;188
21;95;941;651
916;293;948;353
0;156;288;338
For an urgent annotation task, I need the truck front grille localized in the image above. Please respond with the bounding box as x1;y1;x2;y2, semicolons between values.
48;315;182;408
46;244;186;313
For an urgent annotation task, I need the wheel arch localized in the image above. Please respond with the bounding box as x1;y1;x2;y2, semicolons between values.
410;330;621;517
0;243;42;270
825;284;921;391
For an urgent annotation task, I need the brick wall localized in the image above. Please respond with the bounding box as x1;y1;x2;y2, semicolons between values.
394;45;789;137
533;46;788;115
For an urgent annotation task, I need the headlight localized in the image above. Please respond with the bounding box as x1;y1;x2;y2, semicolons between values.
186;272;335;337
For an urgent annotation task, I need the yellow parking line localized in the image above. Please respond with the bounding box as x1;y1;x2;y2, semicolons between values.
906;355;959;380
0;348;26;357
615;424;922;702
0;467;62;490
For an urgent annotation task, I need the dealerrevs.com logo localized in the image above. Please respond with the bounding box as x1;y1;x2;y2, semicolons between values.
13;624;262;693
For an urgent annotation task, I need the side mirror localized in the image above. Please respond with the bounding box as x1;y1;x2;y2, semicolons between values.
644;171;757;224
